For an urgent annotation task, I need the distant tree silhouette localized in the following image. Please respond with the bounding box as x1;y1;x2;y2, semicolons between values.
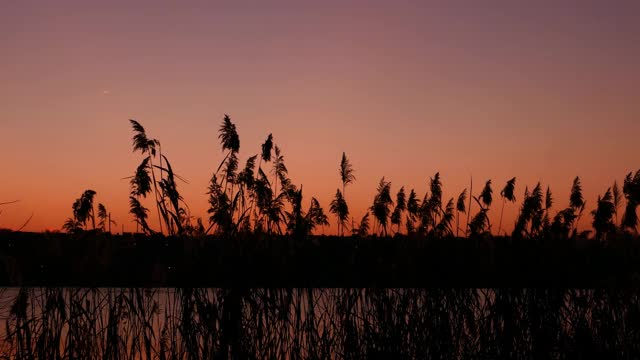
371;177;393;236
330;189;349;236
497;177;516;236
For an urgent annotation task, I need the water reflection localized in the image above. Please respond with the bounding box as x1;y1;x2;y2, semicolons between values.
1;288;638;358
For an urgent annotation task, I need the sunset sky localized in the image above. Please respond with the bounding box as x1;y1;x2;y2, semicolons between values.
1;1;639;234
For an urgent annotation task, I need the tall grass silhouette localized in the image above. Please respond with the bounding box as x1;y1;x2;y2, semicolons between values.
48;114;639;240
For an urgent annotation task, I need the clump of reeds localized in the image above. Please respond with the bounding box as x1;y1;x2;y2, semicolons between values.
3;288;640;359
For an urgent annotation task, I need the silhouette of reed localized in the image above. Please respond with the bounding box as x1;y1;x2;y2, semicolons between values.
2;288;640;359
48;115;639;241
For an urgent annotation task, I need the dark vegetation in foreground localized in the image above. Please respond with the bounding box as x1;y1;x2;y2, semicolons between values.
1;231;640;287
4;288;640;359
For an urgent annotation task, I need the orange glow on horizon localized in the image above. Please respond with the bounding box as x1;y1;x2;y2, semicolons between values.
1;1;639;235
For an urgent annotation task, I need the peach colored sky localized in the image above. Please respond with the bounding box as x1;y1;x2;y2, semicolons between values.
1;1;639;234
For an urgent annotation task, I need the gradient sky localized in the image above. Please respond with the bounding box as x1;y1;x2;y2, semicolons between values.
1;0;639;234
